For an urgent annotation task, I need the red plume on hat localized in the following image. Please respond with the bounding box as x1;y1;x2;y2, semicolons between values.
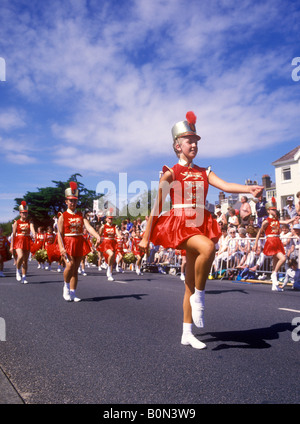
186;111;197;132
69;181;77;194
107;207;114;218
19;200;28;212
65;181;78;199
266;196;277;210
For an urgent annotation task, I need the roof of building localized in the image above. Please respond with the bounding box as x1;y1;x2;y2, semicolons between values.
272;145;300;165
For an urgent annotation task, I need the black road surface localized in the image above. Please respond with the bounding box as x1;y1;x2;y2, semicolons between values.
0;259;299;405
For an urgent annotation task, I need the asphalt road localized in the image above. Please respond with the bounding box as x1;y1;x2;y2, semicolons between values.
0;259;299;405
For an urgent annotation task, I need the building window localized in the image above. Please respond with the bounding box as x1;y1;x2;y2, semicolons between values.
282;166;291;181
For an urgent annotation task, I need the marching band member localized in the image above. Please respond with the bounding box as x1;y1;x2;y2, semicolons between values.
11;201;36;284
57;182;100;301
140;111;263;349
254;197;296;291
99;212;122;281
131;228;144;275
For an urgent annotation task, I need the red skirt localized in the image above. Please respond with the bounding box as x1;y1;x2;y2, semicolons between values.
101;238;117;253
14;236;32;251
150;208;221;249
31;240;44;255
64;236;91;257
46;243;61;263
263;237;285;256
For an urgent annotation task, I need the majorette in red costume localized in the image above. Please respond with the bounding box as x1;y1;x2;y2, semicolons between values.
99;210;122;281
150;113;221;249
46;214;62;263
60;182;91;258
13;201;33;251
262;197;285;256
131;230;143;257
31;227;45;255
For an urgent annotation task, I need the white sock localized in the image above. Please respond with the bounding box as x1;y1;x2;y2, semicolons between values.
64;282;70;289
182;323;193;335
194;288;205;305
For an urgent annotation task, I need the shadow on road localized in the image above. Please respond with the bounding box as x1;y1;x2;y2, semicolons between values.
82;293;148;302
201;322;293;350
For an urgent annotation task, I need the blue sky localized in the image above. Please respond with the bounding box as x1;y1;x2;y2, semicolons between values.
0;0;299;222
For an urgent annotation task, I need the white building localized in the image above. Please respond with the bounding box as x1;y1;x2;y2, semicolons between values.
272;145;300;213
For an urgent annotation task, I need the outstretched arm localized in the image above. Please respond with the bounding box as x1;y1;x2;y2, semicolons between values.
208;171;264;198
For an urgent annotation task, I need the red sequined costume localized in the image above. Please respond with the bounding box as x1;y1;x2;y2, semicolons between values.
263;217;285;256
13;219;32;250
31;231;45;255
100;224;117;253
132;235;143;256
62;210;91;257
150;163;221;248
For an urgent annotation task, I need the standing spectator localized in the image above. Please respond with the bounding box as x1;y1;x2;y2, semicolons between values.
140;216;149;233
255;194;268;227
296;191;300;217
228;208;239;228
284;196;297;219
240;196;252;226
126;218;133;233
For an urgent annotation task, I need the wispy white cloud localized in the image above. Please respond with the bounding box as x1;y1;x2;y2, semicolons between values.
0;0;299;175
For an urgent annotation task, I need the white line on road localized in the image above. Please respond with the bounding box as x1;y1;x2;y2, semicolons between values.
279;308;300;313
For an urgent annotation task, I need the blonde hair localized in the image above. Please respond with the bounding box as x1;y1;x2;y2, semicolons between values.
173;137;182;157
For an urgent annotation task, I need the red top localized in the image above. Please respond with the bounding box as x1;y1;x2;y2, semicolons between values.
45;232;55;246
165;163;209;207
265;217;280;236
103;223;116;239
16;219;31;236
63;211;84;235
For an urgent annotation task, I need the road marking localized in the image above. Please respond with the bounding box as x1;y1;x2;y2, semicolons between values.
113;280;128;284
279;308;300;313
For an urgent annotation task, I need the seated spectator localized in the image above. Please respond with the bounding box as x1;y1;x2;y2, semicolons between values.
215;206;227;227
226;227;239;267
235;227;250;268
213;225;229;274
289;223;300;262
281;258;298;290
